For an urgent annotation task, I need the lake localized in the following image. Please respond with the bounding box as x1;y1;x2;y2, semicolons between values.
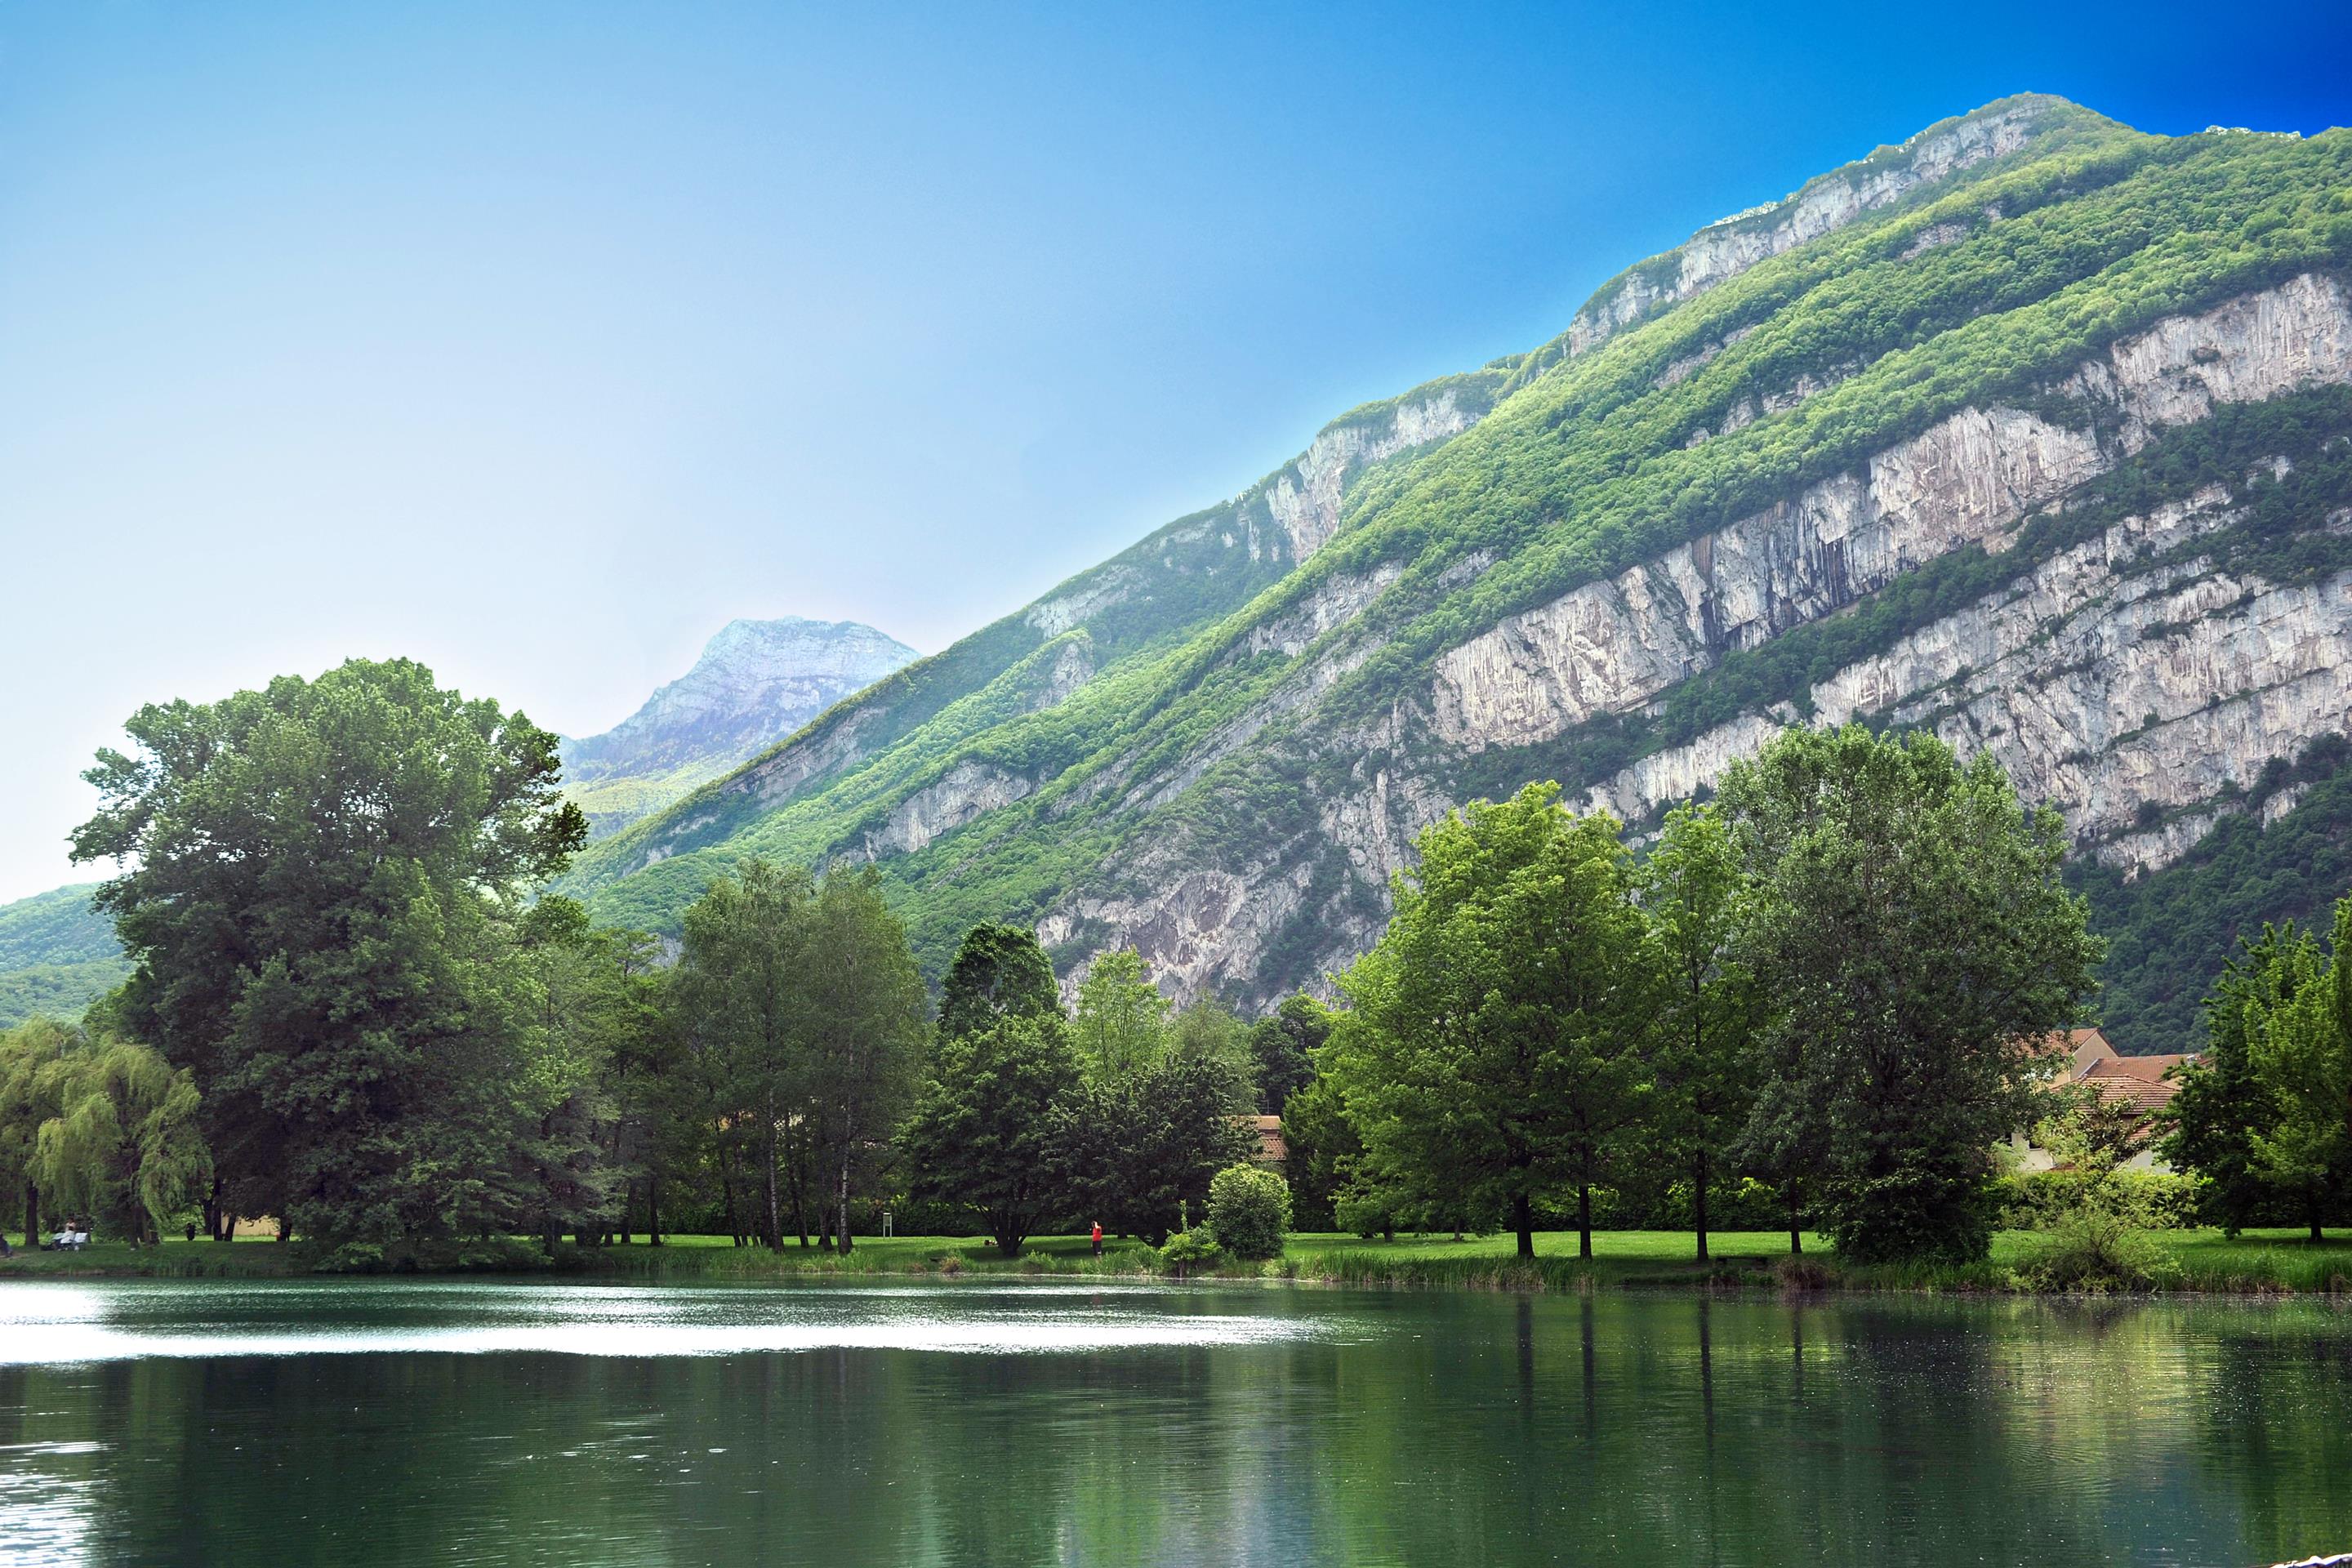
0;1278;2345;1566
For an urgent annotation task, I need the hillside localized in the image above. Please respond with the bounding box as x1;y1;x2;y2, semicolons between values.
0;882;129;1028
558;95;2352;1040
561;617;918;835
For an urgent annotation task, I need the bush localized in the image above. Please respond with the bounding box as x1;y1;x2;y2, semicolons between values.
2019;1209;2183;1294
1159;1229;1221;1275
1993;1169;2204;1231
1206;1165;1291;1260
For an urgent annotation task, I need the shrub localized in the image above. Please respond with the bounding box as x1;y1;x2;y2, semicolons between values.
2019;1210;2183;1294
1206;1164;1291;1260
1993;1169;2204;1231
1159;1229;1221;1275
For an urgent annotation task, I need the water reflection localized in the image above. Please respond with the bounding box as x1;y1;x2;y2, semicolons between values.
0;1281;2345;1566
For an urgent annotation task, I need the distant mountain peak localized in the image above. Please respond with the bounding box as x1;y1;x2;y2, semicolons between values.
561;616;917;835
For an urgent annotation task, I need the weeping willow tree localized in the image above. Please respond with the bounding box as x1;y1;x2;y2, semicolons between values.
29;1033;212;1245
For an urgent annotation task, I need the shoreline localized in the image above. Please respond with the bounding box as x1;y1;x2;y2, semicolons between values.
5;1227;2349;1298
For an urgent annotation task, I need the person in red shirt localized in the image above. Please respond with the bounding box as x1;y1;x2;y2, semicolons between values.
1090;1220;1103;1258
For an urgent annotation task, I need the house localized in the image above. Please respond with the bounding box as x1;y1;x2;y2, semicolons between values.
2011;1027;2198;1173
1250;1114;1285;1170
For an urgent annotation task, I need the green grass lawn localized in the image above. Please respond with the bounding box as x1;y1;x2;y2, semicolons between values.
6;1225;2347;1294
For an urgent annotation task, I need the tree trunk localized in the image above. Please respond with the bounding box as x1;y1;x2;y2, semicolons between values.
1513;1192;1535;1259
648;1171;662;1247
23;1182;37;1250
1786;1179;1802;1256
763;1097;783;1252
1578;1183;1593;1259
1693;1151;1710;1263
836;1156;853;1255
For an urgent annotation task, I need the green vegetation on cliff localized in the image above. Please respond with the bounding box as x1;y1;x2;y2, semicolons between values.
556;99;2352;1014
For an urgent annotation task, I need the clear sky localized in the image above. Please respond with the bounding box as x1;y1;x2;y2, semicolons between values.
5;2;2350;903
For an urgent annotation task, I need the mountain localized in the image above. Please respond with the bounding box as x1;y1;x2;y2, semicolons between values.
0;882;130;1028
559;95;2352;1054
560;617;918;835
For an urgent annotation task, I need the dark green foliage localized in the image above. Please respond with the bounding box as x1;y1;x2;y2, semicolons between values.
936;923;1062;1042
1205;1162;1290;1260
2080;737;2352;1054
901;1015;1083;1256
1061;1051;1256;1245
1245;993;1330;1114
1277;1076;1357;1232
672;860;929;1253
70;658;591;1247
1722;725;2102;1263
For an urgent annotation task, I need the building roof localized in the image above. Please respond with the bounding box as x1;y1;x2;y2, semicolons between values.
1252;1114;1286;1166
2064;1028;2198;1116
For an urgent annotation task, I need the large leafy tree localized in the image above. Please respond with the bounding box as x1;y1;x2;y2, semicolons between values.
31;1033;212;1245
1637;804;1760;1261
1721;724;2101;1263
673;858;817;1249
2163;926;2296;1234
1072;948;1169;1079
0;1018;73;1245
672;861;926;1253
797;868;928;1253
901;1014;1082;1255
70;658;588;1246
2240;906;2352;1241
1246;994;1331;1115
935;923;1062;1042
1063;1050;1255;1245
1325;783;1646;1259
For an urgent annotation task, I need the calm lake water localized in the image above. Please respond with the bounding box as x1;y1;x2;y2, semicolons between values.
0;1279;2345;1566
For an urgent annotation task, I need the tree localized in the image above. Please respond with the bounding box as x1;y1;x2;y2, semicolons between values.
70;658;590;1247
1169;999;1253;1078
2238;904;2352;1241
936;923;1062;1042
1278;1074;1358;1232
523;903;670;1247
1637;804;1760;1261
0;1018;72;1245
1720;724;2102;1264
1063;1052;1255;1245
671;862;926;1254
901;1015;1083;1255
796;869;928;1254
1245;994;1331;1114
1325;783;1646;1260
1072;949;1169;1079
2163;925;2296;1235
31;1034;212;1245
673;858;816;1250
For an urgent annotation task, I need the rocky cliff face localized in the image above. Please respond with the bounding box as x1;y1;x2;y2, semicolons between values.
561;617;917;836
566;98;2352;1037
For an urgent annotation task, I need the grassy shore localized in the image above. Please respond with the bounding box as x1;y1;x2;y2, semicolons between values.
5;1226;2350;1294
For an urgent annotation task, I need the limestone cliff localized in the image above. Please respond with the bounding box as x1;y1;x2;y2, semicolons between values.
561;98;2352;1052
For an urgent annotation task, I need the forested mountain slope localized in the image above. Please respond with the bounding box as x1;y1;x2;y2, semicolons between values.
561;616;918;836
562;95;2352;1035
0;883;128;1028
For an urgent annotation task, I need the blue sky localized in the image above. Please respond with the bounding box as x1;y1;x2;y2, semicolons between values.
5;2;2351;902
